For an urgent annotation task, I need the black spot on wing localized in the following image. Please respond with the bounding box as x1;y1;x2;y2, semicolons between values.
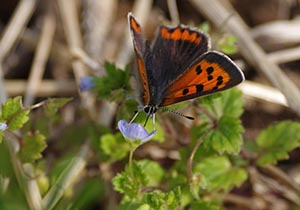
196;84;204;92
196;65;202;75
182;88;189;95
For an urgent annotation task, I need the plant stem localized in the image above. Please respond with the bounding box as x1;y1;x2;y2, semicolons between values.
129;148;134;178
187;127;212;181
4;132;42;210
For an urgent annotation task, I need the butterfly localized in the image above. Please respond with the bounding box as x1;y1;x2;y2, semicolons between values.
128;13;244;123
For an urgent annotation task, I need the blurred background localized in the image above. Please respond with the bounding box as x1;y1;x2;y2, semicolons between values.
0;0;300;209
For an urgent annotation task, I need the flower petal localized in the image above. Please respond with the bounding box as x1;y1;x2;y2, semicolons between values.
0;123;7;131
79;77;96;91
118;120;157;142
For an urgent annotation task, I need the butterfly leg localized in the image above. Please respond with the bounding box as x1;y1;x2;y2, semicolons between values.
129;110;141;124
152;113;156;126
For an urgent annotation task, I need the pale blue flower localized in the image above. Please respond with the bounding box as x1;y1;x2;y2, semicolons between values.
79;77;96;91
0;123;7;131
118;120;157;142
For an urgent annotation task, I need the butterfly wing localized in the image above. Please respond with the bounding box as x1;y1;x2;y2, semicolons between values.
160;51;244;106
128;13;154;105
151;25;209;97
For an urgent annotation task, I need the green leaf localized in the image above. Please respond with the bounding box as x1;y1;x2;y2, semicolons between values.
0;97;29;130
112;161;148;198
218;35;238;55
204;116;244;154
255;121;300;166
119;201;148;210
20;131;47;163
144;190;166;210
189;200;221;210
138;160;164;186
191;123;210;142
145;120;165;143
70;177;105;210
200;88;243;119
0;96;23;120
44;97;72;117
0;131;3;143
193;156;247;192
198;22;210;34
117;99;139;122
143;187;181;210
93;62;131;100
190;173;208;200
100;133;131;162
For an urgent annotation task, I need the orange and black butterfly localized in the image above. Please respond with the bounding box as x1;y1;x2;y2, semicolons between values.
128;13;244;122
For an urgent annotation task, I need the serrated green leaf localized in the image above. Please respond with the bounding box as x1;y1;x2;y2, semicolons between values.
166;187;181;210
194;156;247;192
112;161;148;198
203;116;243;154
143;188;181;210
200;89;243;119
0;97;29;130
189;200;221;210
100;133;131;162
117;99;139;122
7;109;30;131
44;97;72;117
0;97;23;120
20;131;47;163
138;160;164;186
191;123;210;142
144;190;166;210
137;204;151;210
119;201;148;210
256;121;300;166
94;62;131;100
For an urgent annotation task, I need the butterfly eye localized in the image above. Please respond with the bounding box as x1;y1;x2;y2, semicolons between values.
144;106;150;114
143;106;157;115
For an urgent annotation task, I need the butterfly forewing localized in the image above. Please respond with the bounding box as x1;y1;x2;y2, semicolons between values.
160;51;244;106
152;25;210;93
128;13;152;105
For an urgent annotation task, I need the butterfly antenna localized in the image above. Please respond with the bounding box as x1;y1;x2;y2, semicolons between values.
163;108;194;120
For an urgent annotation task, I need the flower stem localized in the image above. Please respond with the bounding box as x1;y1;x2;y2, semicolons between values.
129;148;134;178
187;127;212;181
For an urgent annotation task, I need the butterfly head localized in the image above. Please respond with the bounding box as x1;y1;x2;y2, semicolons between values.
143;105;158;116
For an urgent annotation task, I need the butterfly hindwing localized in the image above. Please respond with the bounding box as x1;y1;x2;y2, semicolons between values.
128;13;152;105
160;51;244;106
